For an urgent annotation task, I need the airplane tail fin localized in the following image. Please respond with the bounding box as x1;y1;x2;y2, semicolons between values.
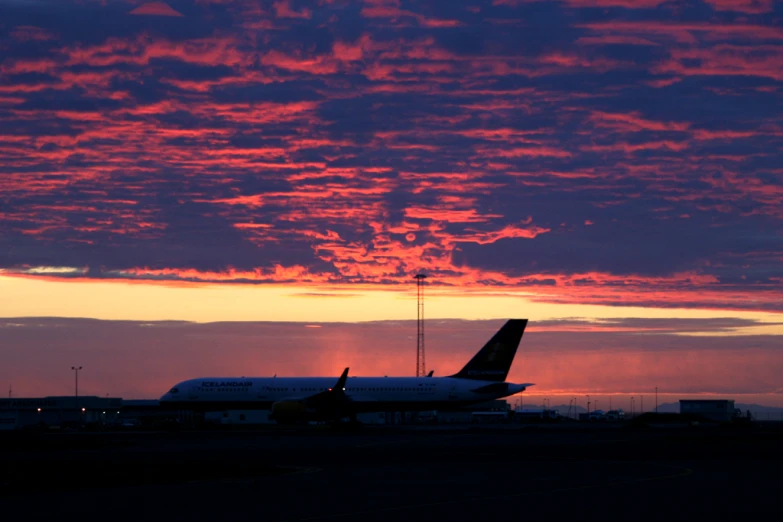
449;319;528;382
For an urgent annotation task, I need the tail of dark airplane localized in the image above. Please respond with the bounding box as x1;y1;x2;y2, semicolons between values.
449;319;528;382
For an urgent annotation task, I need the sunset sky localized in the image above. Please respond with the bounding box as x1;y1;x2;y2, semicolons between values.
0;0;781;404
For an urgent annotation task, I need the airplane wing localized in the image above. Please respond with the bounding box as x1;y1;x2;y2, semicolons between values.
303;367;349;406
470;382;535;394
272;368;353;422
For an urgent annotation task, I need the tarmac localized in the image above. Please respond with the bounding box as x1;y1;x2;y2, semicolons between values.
1;422;782;521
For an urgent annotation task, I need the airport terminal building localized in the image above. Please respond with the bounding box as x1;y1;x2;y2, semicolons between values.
0;395;517;429
1;396;124;430
679;400;740;422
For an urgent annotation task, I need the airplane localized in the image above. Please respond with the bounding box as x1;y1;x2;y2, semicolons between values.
159;319;534;424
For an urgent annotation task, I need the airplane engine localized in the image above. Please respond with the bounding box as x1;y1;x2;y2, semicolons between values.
270;401;308;424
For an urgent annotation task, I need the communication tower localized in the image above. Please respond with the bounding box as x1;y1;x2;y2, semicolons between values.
415;274;427;377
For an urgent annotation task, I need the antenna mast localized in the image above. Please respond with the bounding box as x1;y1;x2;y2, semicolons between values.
415;274;427;377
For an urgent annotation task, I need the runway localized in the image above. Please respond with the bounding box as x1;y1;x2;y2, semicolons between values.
1;424;781;521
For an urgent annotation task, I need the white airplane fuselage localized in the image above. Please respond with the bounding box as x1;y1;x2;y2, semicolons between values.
160;375;530;413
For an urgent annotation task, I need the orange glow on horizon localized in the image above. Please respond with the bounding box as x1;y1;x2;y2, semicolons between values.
1;274;782;336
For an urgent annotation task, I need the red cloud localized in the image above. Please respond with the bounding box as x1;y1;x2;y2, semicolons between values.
332;35;373;62
32;266;777;314
261;50;339;75
589;111;690;132
578;21;783;45
129;2;185;17
273;0;312;19
10;26;55;42
654;45;783;82
404;207;503;223
584;140;689;153
576;35;659;46
361;0;463;28
705;0;773;13
494;0;667;7
453;223;552;244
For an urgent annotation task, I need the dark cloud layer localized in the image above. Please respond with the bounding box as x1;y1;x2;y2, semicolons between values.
1;0;782;310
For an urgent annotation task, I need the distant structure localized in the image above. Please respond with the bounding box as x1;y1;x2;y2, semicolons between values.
679;399;739;422
415;273;427;377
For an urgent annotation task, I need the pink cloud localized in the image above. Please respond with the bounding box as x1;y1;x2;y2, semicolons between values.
361;0;463;28
589;111;690;132
654;45;783;82
578;21;783;45
9;26;55;42
273;0;312;19
129;2;185;17
705;0;773;13
576;35;660;46
494;0;667;6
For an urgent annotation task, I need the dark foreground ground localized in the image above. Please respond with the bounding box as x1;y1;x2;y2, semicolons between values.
1;422;782;521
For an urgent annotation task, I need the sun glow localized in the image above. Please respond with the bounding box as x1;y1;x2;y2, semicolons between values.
1;275;781;335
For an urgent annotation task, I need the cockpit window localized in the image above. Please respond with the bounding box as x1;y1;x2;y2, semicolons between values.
168;388;179;393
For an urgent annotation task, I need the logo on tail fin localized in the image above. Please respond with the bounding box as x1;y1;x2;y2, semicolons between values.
449;319;527;382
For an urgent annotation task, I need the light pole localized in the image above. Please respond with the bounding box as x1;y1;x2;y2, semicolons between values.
641;395;644;414
655;386;658;413
631;396;634;417
71;366;82;421
586;395;590;418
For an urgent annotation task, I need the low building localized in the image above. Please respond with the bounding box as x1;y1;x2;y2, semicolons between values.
0;412;17;431
438;399;510;424
679;400;738;422
121;399;185;427
205;410;275;425
0;396;122;428
514;409;559;422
